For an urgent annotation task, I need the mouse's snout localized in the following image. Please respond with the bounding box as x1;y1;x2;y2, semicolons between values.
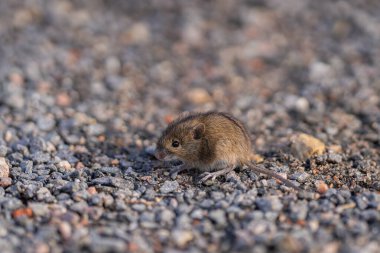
154;150;167;160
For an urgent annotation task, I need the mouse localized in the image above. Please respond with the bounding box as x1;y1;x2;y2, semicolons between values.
155;111;301;191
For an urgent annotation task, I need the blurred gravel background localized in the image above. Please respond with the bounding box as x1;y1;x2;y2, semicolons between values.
0;0;380;252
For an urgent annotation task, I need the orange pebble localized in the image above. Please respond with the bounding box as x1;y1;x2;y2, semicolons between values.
12;208;33;218
164;114;175;124
315;180;329;194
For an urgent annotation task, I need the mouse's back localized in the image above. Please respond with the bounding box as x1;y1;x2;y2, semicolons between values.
200;112;252;165
201;112;251;145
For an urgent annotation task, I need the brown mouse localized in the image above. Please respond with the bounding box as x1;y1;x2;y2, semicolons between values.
155;111;301;190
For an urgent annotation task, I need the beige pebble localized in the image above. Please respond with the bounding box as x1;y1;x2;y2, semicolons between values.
186;88;212;105
46;142;56;153
4;130;13;142
129;22;151;44
251;154;264;163
328;144;342;153
291;133;325;160
58;222;72;240
87;186;97;195
76;162;85;169
0;158;10;178
0;177;12;187
322;242;340;253
58;160;72;171
34;242;50;253
172;229;193;247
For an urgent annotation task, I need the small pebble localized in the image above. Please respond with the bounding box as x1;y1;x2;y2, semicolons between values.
291;133;325;160
327;154;343;164
208;209;227;227
58;222;72;240
315;180;329;194
57;160;72;171
0;157;10;177
0;177;12;187
160;180;179;194
290;172;310;183
186;88;212;105
172;230;193;247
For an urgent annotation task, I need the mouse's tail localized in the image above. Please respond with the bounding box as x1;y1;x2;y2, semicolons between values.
248;162;302;191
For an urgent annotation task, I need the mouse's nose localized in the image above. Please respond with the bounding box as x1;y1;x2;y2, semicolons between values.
154;150;166;160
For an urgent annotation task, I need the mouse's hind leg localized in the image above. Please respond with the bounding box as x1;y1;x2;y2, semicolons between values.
199;166;234;183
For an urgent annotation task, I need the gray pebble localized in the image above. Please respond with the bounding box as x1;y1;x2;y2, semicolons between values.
36;187;53;202
327;154;343;163
37;116;56;131
2;198;23;210
0;146;8;157
29;203;50;217
100;167;122;176
20;160;33;174
210;191;225;201
159;180;179;194
60;181;82;194
360;209;380;221
200;199;214;209
8;152;23;164
31;152;50;164
190;209;204;220
87;124;106;136
158;209;176;226
208;209;227;227
91;177;134;190
355;195;369;210
255;197;283;212
114;199;127;211
132;204;146;212
70;201;89;213
89;235;127;253
290;172;310;183
143;188;156;201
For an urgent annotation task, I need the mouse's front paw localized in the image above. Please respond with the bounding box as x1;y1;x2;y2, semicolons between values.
199;172;217;183
169;164;189;179
169;169;180;180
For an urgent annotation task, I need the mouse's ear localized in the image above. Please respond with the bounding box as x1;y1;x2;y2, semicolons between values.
192;123;205;140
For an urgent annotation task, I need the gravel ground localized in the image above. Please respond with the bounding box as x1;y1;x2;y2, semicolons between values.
1;0;380;252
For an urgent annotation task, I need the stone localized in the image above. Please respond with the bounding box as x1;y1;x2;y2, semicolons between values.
128;22;151;44
160;180;179;194
290;172;310;183
0;158;10;177
315;180;329;194
57;160;72;171
186;88;212;105
208;209;227;227
327;154;343;163
172;229;193;247
291;133;325;160
0;177;12;187
91;177;134;190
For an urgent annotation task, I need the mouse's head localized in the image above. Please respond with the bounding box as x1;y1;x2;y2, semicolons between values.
155;119;205;163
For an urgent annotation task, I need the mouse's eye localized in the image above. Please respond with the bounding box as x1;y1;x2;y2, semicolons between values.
171;140;180;148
